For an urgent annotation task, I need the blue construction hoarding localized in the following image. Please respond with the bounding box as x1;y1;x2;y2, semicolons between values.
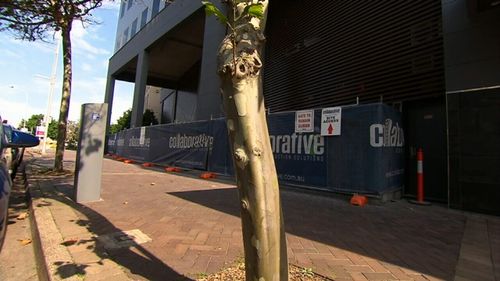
107;103;404;195
108;121;212;170
148;121;212;170
266;111;328;187
325;104;404;194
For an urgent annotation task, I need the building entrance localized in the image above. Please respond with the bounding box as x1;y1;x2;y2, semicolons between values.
403;97;448;202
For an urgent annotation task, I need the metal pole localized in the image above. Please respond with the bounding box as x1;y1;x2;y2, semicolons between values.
24;91;28;131
42;36;61;155
409;148;431;205
417;148;424;202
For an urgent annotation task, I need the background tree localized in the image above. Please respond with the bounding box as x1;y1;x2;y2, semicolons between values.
203;1;288;280
65;120;80;150
110;109;160;134
142;109;159;126
19;114;44;134
0;0;104;171
110;109;131;134
17;119;26;129
47;119;58;139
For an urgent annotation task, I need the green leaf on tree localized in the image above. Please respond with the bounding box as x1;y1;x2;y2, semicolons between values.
201;1;227;25
244;3;264;19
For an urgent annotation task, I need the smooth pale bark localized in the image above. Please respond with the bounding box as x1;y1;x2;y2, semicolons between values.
54;24;72;171
217;1;288;280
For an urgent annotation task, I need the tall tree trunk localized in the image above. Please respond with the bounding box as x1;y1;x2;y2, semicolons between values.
54;24;72;171
218;1;288;280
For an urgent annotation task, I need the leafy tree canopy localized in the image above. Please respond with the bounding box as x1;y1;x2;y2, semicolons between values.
0;0;103;41
65;120;80;150
17;114;58;138
142;109;159;126
110;109;131;134
1;0;105;171
110;109;160;134
47;119;58;139
19;113;43;133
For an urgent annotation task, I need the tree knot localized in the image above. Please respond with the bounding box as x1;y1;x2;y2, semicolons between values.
218;23;265;79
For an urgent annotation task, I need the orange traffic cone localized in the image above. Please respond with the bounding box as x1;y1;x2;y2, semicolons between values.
200;172;216;179
350;194;368;207
165;167;182;173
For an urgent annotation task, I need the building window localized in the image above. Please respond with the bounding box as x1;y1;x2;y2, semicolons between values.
175;91;197;122
119;1;126;18
152;0;160;17
140;7;148;29
115;39;121;51
131;18;138;36
161;91;176;124
127;0;133;10
123;28;129;46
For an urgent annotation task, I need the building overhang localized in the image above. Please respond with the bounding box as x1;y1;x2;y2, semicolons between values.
108;1;205;89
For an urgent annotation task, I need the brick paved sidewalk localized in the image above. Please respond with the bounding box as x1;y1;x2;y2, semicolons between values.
27;156;134;281
27;151;500;281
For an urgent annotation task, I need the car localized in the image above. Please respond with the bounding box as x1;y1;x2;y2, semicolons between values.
1;117;39;251
2;124;24;179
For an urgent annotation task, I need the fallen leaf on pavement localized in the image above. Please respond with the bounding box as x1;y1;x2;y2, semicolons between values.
17;212;29;220
18;239;32;246
62;238;79;246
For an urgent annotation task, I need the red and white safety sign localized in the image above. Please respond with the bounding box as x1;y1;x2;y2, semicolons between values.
295;109;314;133
320;107;342;136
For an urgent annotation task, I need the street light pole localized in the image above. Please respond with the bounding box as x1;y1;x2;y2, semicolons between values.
24;89;28;131
42;36;61;155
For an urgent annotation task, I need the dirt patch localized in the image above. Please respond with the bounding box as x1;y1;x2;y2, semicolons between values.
31;166;73;177
197;261;332;281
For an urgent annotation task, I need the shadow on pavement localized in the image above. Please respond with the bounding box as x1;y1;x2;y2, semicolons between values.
30;161;192;281
167;187;465;280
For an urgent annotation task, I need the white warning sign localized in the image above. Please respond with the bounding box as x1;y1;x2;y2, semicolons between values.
321;107;342;136
140;126;146;145
295;109;314;133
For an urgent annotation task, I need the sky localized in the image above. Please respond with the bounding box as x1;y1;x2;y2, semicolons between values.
0;1;134;128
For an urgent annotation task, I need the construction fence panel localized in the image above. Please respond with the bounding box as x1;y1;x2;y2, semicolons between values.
107;103;404;196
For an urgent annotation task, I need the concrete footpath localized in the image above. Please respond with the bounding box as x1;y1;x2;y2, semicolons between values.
0;162;38;281
25;150;500;281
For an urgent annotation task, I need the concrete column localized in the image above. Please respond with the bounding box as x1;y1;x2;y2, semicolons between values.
104;74;115;135
131;50;149;127
195;5;227;120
